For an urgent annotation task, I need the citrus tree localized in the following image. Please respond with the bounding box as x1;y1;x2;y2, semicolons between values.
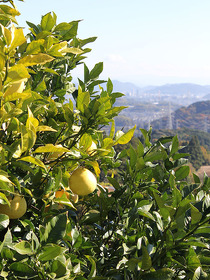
0;1;209;280
0;1;135;278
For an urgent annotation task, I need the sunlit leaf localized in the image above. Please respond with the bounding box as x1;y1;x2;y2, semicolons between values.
13;241;34;255
33;144;70;154
18;156;46;170
9;24;26;51
38;244;65;262
114;125;136;145
18;54;54;66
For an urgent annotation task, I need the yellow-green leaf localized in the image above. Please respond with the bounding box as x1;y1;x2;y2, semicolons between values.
4;90;31;102
191;204;202;225
62;47;83;54
9;25;26;51
114;125;136;145
0;175;14;185
26;117;39;129
109;120;115;139
6;64;30;84
88;161;100;177
18;54;54;66
36;126;57;132
33;144;70;154
141;245;152;270
25;39;45;55
19;156;46;170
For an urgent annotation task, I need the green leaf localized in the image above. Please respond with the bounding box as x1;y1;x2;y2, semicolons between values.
84;63;90;83
109;120;115;139
40;213;67;244
141;268;175;280
107;78;113;94
141;245;152;270
0;229;12;253
187;247;201;270
41;12;56;31
79;134;92;151
114;125;136;145
82;210;100;224
18;54;54;66
0;214;9;230
140;128;151;147
129;145;137;168
107;177;120;190
10;263;35;276
51;260;67;278
192;267;207;280
153;192;170;220
60;21;78;40
13;241;34;255
175;165;190;180
77;87;90;113
38;244;64;262
89;62;103;80
26;21;40;34
138;140;144;157
138;209;155;221
19;156;46;170
144;148;167;163
86;255;96;279
190;204;202;224
172;185;182;207
193;173;201;184
170;135;179;156
25;39;45;55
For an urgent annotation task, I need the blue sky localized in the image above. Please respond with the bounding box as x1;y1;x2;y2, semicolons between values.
16;0;210;86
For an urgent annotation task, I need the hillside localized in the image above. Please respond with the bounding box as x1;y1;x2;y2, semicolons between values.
151;100;210;132
151;128;210;151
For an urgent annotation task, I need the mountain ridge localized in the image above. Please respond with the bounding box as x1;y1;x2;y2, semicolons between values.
112;80;210;96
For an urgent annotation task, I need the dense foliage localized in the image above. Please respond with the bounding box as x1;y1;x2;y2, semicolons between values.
0;1;209;279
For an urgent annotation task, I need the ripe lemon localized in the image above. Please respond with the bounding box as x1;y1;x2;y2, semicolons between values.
69;167;97;196
86;141;97;155
0;195;27;219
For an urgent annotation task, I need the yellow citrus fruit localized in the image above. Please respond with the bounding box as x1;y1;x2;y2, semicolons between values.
69;167;97;196
0;195;27;219
86;141;97;155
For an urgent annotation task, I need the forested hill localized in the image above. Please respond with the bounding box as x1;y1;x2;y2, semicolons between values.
151;100;210;132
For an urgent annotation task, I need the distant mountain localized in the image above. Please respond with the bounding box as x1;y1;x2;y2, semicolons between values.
112;80;210;105
203;93;210;100
112;80;156;95
151;100;210;132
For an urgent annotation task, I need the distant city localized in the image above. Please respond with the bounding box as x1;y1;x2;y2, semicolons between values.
111;80;210;133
